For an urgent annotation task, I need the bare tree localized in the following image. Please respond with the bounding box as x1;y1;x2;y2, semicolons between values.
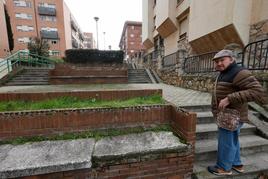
27;37;50;57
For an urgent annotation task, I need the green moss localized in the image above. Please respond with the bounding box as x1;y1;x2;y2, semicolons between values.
0;95;164;112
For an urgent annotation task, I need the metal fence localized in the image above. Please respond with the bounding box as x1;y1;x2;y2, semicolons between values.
162;52;178;67
242;38;268;71
183;51;217;73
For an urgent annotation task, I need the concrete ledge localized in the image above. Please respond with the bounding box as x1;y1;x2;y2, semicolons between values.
0;132;189;178
0;139;95;178
93;131;188;165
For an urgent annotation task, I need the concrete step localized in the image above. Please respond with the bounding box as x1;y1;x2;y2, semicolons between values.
181;104;212;112
195;135;268;161
9;78;48;81
193;152;268;179
128;76;150;79
14;77;48;80
196;123;256;140
5;82;49;86
5;68;50;86
196;111;214;124
128;81;150;84
15;73;48;75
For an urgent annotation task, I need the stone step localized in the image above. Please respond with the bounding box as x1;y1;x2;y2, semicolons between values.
196;111;214;124
18;73;49;76
128;81;150;84
181;104;212;112
13;76;48;78
5;82;49;86
9;78;48;81
14;77;48;80
196;123;256;140
128;78;150;80
128;78;151;81
128;76;150;78
128;75;148;77
195;135;268;161
193;152;268;179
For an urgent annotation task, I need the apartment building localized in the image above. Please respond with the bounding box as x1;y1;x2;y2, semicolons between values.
83;32;94;49
119;21;145;60
0;0;10;58
142;0;268;58
4;0;84;57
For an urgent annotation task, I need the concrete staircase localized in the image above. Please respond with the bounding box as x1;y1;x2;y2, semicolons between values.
5;68;50;86
128;69;152;83
181;105;268;179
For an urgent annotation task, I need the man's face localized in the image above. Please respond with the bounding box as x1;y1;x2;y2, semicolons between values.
214;56;234;71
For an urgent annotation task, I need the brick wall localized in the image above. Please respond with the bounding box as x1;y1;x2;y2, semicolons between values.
0;89;162;102
21;151;193;179
49;63;128;84
0;105;171;140
0;104;196;179
171;106;197;145
0;104;196;145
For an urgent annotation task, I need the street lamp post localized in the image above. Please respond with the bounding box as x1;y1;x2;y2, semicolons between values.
94;17;99;49
103;32;106;50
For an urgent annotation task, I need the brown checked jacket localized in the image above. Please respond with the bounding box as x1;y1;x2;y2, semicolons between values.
211;62;268;123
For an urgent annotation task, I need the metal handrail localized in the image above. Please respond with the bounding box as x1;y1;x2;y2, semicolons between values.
0;51;55;78
183;51;217;73
242;38;268;71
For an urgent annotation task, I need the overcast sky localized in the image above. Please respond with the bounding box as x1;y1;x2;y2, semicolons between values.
64;0;142;50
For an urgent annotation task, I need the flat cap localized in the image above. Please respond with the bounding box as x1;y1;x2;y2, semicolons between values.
212;49;234;60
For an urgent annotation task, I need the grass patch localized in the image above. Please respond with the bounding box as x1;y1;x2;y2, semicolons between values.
0;124;173;145
0;95;164;112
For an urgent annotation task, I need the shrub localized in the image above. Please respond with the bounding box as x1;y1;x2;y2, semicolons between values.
65;49;124;64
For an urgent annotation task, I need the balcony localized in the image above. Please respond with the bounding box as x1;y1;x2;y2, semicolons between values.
38;6;56;16
40;30;59;39
72;39;79;48
71;20;78;31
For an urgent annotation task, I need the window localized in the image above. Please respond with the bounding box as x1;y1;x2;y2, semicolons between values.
130;42;134;45
49;50;60;56
40;15;56;22
18;37;30;43
41;27;58;32
130;34;134;38
131;26;135;30
14;0;32;7
179;16;189;39
15;13;32;20
39;3;56;8
17;25;34;32
51;40;58;44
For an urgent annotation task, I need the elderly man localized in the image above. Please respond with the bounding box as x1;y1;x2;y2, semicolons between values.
207;49;267;176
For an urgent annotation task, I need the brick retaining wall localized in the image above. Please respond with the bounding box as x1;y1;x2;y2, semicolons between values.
22;151;193;179
0;105;171;140
0;89;162;101
49;63;128;84
0;104;196;179
0;104;196;145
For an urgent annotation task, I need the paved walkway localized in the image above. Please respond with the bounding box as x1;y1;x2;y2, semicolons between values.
0;83;212;106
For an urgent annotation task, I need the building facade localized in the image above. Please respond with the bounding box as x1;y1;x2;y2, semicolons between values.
83;32;94;49
4;0;84;57
142;0;268;60
119;21;145;60
0;0;10;58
